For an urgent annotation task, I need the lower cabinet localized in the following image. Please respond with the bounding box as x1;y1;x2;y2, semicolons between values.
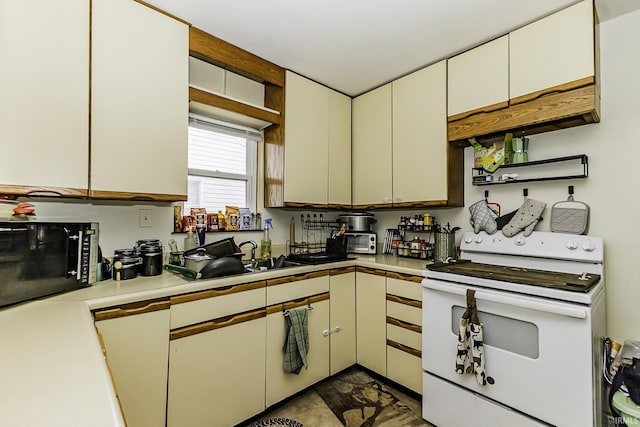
385;273;423;394
167;310;266;427
355;267;387;376
329;266;357;375
166;281;267;427
265;271;331;406
93;298;171;427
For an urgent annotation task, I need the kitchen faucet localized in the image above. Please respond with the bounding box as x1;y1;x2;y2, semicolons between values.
238;240;258;268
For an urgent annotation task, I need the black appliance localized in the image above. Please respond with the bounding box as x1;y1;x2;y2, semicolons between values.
0;221;99;308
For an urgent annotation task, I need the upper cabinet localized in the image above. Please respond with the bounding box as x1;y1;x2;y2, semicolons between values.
352;84;393;207
0;0;90;197
280;71;351;208
448;0;599;143
393;60;454;206
353;62;463;209
91;0;189;201
509;0;594;102
447;36;509;120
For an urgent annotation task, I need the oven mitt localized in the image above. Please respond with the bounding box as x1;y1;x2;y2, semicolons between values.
502;198;546;237
469;200;498;235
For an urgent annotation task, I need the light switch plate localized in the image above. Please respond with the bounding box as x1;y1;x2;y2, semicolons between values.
139;209;152;228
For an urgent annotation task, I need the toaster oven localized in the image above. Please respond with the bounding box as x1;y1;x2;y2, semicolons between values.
345;232;376;254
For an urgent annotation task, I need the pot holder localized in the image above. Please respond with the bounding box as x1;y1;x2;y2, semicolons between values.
550;186;590;234
455;289;487;386
469;200;498;235
502;198;546;237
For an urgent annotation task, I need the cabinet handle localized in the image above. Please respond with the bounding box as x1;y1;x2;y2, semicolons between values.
333;326;341;333
322;329;330;337
93;299;170;321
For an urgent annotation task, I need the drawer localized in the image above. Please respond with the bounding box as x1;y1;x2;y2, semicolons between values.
386;275;422;301
171;285;265;329
387;323;421;350
387;345;422;394
267;275;330;305
386;300;421;326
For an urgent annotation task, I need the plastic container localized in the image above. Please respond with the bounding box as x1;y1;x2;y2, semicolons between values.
612;391;640;425
260;218;272;259
184;231;197;252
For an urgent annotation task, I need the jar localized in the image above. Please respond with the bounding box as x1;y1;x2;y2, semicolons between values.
137;241;163;276
112;249;141;281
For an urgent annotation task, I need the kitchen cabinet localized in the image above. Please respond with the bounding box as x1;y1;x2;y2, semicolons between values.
355;267;387;376
509;0;594;103
448;0;599;142
93;298;171;427
385;273;423;394
329;266;357;375
447;36;509;119
283;71;351;207
265;271;331;406
392;60;451;205
91;0;189;201
0;0;89;197
352;83;393;207
167;281;267;427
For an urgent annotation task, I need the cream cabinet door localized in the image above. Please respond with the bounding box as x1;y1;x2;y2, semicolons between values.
448;36;509;118
284;71;329;204
352;83;393;206
266;299;330;406
510;0;594;100
327;89;352;206
329;269;356;375
91;0;188;198
167;315;266;427
392;61;447;203
0;0;89;194
355;272;387;376
95;306;170;427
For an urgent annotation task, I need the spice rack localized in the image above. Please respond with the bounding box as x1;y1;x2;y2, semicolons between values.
472;154;588;186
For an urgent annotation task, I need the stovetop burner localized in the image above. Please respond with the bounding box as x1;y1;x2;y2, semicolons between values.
427;260;601;293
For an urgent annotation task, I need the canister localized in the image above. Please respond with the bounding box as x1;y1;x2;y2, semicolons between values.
433;232;456;263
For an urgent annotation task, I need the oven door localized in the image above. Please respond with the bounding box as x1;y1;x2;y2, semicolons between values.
422;278;599;427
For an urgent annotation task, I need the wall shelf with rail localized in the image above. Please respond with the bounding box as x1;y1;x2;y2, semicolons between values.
472;154;588;186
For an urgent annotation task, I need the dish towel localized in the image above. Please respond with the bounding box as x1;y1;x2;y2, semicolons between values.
283;307;309;374
455;289;487;386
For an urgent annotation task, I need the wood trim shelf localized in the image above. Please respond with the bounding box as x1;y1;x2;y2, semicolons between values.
93;298;171;321
0;184;88;198
189;87;282;126
89;189;187;202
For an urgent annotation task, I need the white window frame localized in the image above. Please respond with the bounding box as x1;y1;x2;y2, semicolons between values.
187;113;260;212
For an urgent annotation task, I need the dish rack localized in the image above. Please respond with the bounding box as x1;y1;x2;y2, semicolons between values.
288;214;340;254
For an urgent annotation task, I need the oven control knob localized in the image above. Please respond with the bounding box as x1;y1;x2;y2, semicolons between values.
515;236;526;246
464;235;474;244
566;239;578;250
582;239;595;252
474;235;483;244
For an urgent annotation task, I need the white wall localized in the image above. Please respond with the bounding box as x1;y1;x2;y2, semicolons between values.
20;9;639;341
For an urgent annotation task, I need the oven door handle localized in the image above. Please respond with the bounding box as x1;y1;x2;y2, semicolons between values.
423;281;587;319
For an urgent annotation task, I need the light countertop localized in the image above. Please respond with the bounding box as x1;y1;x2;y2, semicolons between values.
0;254;426;426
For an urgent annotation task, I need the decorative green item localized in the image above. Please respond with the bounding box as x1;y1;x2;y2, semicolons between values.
512;137;529;164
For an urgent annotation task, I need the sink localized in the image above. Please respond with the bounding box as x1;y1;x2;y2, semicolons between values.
243;256;303;272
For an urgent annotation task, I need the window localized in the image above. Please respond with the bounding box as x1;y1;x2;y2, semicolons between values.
185;114;260;214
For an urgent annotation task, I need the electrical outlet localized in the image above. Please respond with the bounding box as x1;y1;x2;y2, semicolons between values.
139;209;152;228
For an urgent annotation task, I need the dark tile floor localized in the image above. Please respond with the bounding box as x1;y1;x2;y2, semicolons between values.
247;367;432;427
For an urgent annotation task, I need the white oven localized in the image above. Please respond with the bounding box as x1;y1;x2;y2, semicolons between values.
421;231;606;427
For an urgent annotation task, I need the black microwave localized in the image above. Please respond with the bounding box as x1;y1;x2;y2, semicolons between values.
0;221;99;308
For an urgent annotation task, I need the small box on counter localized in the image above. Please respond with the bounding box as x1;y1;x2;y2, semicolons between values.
207;213;219;231
226;206;240;231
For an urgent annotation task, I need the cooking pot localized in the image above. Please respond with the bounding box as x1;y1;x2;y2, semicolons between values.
339;212;377;232
184;248;214;272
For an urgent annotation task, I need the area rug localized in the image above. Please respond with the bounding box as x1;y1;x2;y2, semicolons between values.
314;368;430;426
250;418;304;427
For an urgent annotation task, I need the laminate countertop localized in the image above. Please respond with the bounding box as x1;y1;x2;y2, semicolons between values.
0;254;427;426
